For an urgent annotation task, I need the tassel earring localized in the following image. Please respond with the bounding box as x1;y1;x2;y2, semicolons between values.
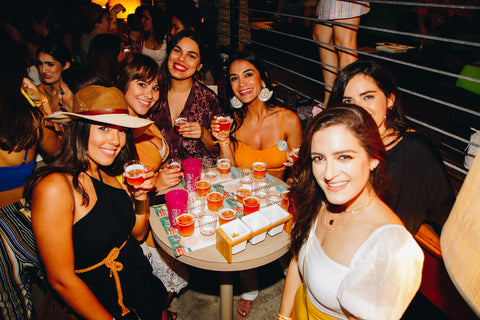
258;84;273;102
230;96;243;109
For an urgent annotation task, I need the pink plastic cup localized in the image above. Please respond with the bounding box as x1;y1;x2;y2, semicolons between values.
182;158;202;192
165;189;189;228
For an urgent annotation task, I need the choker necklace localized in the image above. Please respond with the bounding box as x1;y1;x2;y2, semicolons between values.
323;195;376;231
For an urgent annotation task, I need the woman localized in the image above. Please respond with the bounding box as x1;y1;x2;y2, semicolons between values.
36;39;72;113
212;51;302;180
0;32;61;320
167;3;200;41
312;0;370;104
149;29;221;163
87;33;122;86
278;105;423;320
116;53;188;296
25;85;175;320
327;60;455;235
132;5;167;65
56;64;99;112
211;51;302;317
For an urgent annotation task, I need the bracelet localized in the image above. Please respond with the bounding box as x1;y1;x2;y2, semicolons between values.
277;313;292;320
134;198;148;215
217;139;230;146
34;96;48;107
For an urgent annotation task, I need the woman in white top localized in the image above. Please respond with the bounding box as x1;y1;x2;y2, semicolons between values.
278;105;423;320
134;5;167;65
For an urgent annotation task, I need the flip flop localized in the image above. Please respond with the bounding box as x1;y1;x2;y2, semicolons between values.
237;299;253;318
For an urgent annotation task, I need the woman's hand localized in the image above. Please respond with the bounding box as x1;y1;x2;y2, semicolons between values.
283;147;300;167
156;167;183;191
178;121;204;139
22;78;45;101
211;116;232;142
125;166;157;198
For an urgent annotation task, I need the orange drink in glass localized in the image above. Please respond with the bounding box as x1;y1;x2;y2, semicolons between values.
243;196;260;215
236;181;252;203
195;180;211;196
282;190;289;208
218;208;236;225
217;158;231;175
291;148;300;163
166;159;182;171
207;192;224;211
176;214;195;237
124;160;145;187
217;115;231;134
253;161;267;178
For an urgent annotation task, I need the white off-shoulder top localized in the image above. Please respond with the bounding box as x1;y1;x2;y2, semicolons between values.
298;224;424;320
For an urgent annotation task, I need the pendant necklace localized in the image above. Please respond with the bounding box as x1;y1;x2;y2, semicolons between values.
323;195;376;231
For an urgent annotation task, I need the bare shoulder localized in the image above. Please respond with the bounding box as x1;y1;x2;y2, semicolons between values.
33;173;72;201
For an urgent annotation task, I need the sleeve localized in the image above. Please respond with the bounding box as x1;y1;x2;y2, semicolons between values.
337;226;424;320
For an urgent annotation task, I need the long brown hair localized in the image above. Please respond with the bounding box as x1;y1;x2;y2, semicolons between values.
24;120;137;206
289;104;387;257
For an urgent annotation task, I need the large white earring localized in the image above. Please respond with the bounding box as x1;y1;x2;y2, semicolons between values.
258;84;273;102
230;96;243;109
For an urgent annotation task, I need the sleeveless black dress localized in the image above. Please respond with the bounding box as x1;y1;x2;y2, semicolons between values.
72;175;167;319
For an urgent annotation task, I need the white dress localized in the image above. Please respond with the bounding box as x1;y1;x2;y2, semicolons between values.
298;224;424;320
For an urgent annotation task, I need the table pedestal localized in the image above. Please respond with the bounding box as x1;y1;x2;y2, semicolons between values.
220;272;234;320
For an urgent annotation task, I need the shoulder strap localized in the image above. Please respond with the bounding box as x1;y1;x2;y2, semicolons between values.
62;175;76;216
281;108;285;140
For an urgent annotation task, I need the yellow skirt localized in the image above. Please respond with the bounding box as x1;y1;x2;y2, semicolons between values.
292;284;338;320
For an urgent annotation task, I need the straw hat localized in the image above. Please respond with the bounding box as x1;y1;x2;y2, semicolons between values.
45;85;153;129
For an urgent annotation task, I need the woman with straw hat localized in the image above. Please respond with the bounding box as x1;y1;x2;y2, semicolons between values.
25;85;176;320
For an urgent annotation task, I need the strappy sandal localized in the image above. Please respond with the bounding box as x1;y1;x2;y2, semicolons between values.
162;309;177;320
236;299;253;318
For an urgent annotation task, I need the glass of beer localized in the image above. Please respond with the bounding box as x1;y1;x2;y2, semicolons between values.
253;161;267;179
216;114;231;134
174;117;187;133
282;190;289;208
218;208;236;225
195;180;211;196
124;160;145;187
166;158;182;171
236;181;252;203
217;158;231;176
291;147;300;163
207;192;224;211
176;214;195;237
243;196;260;215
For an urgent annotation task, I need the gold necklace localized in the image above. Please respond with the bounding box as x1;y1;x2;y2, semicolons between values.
323;195;376;231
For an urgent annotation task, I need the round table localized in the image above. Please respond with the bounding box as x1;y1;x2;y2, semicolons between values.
150;206;290;320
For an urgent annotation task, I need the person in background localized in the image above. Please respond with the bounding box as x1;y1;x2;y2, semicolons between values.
36;39;72;113
149;29;221;163
131;5;168;65
312;0;370;104
0;31;61;320
116;53;188;301
279;105;423;320
327;60;455;236
87;33;123;86
211;51;302;318
167;2;200;41
25;85;176;320
78;3;112;65
56;64;100;112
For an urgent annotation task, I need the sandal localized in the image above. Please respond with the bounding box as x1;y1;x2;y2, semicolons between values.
237;299;253;318
162;309;177;320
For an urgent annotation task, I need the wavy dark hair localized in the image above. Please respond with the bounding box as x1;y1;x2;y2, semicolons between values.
289;104;387;257
116;53;162;94
224;51;275;138
161;29;209;90
37;39;72;66
327;60;408;145
24;119;137;206
61;64;99;96
87;34;122;86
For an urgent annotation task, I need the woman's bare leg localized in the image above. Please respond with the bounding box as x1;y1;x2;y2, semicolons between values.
333;16;360;69
313;22;337;104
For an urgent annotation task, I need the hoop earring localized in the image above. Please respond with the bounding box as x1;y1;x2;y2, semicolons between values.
258;84;273;102
230;96;243;109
